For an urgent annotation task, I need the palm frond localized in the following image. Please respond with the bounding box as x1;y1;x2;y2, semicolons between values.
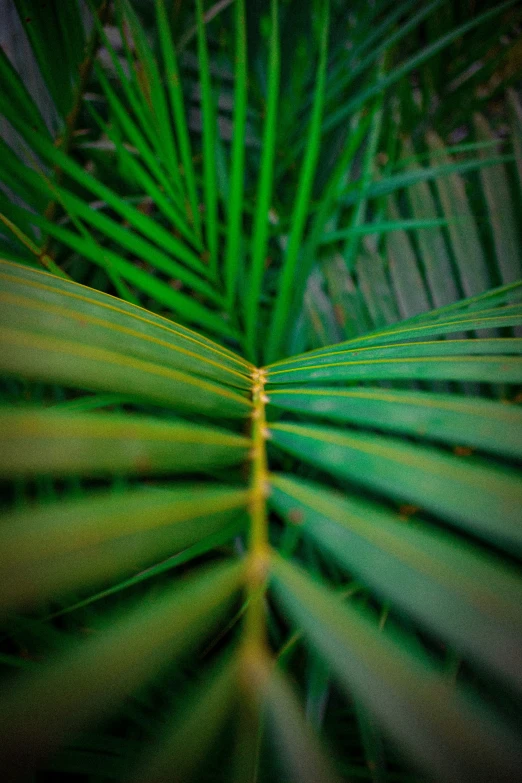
1;1;522;781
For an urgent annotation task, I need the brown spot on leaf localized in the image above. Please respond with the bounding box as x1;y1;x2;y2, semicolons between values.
398;504;420;521
334;303;346;327
134;455;152;472
288;508;304;525
454;446;473;457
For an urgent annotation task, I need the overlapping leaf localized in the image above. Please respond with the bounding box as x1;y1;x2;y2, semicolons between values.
1;1;522;781
0;406;250;477
268;385;522;458
0;483;248;611
269;420;522;552
270;474;522;692
0;260;252;415
270;554;522;783
0;560;244;780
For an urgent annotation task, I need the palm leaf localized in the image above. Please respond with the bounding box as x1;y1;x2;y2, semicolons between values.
0;260;251;413
1;2;522;781
268;420;522;551
265;0;330;363
270;554;522;783
129;648;239;783
270;473;522;692
0;407;250;477
0;560;243;780
244;0;280;362
0;484;248;612
267;385;522;458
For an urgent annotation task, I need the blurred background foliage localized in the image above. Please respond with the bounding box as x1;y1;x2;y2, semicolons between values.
0;0;522;781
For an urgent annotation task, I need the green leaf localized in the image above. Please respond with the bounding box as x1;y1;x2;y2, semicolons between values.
341;90;384;275
245;0;280;361
8;210;239;339
353;700;387;783
0;484;248;612
267;385;522;459
320;216;451;245
270;554;522;783
155;0;202;239
474;112;522;285
118;0;185;201
0;134;48;216
47;185;220;304
130;649;238;783
508;87;522;191
321;258;372;340
266;0;330;363
45;519;245;621
13;0;85;119
399;281;522;319
0;407;250;477
224;0;247;311
269;421;522;553
265;300;522;374
266;338;522;384
13;113;205;276
324;0;519;136
0;326;251;415
15;0;85;119
196;0;219;272
426;131;490;297
86;101;202;253
0;261;252;415
2;3;522;780
261;660;342;783
270;473;522;693
402;137;459;308
1;483;247;564
0;259;247;372
0;213;68;278
93;63;186;213
355;249;400;327
323;0;442;119
385;194;431;317
0;560;244;779
342;154;516;208
0;41;51;140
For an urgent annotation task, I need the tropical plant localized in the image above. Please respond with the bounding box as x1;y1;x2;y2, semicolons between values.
1;1;522;781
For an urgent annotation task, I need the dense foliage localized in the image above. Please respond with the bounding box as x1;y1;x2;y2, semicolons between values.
1;1;522;781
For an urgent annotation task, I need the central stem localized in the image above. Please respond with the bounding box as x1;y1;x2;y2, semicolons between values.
232;368;271;782
244;367;270;650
